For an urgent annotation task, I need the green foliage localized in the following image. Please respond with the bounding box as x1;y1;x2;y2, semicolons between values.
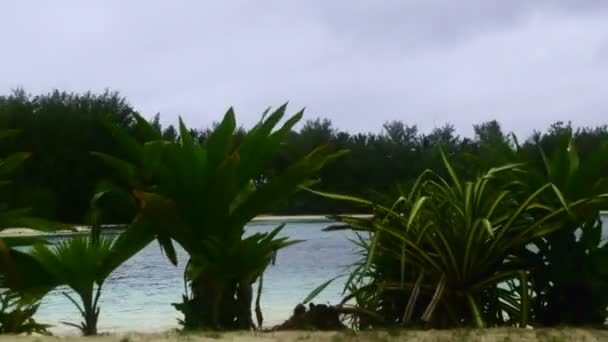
4;231;148;336
1;88;608;331
0;128;73;336
0;291;50;335
2;89;608;221
511;136;608;326
26;236;115;335
467;129;608;325
31;236;115;291
306;149;606;329
0;89;139;222
94;105;347;330
0;129;68;233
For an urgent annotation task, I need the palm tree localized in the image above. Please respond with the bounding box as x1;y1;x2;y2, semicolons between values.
94;105;347;329
29;236;114;335
5;229;148;336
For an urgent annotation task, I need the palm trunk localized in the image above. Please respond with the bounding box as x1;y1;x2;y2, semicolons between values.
188;272;250;330
81;289;100;336
235;278;254;329
62;291;99;336
190;272;231;329
82;305;99;336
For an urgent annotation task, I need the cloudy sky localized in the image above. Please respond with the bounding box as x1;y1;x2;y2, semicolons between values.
1;1;607;137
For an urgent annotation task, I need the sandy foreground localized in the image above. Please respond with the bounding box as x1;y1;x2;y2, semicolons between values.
0;329;607;342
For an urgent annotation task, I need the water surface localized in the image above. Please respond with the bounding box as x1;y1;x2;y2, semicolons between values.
36;221;358;334
35;215;608;334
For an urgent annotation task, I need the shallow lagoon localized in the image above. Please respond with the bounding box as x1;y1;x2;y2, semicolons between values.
35;221;358;334
34;215;608;334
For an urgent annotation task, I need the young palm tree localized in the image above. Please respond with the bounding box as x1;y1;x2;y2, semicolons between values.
94;105;347;329
7;230;145;336
28;236;115;335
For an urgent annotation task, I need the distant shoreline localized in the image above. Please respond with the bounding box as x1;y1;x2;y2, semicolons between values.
252;214;371;223
0;214;372;238
2;211;605;238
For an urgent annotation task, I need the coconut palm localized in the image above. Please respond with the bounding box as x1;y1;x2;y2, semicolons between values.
93;105;347;329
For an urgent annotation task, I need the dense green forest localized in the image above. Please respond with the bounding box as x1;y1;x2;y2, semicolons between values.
1;89;608;334
0;89;606;223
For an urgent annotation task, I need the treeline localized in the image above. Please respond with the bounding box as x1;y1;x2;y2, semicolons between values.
0;89;607;222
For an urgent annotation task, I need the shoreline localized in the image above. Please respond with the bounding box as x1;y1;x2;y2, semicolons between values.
0;214;372;238
2;211;604;237
251;214;371;223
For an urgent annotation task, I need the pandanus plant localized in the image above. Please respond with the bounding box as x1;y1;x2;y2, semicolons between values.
306;151;592;328
467;133;608;325
93;105;347;329
499;136;608;325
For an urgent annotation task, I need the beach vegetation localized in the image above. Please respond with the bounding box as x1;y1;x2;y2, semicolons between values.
93;105;346;330
305;138;608;329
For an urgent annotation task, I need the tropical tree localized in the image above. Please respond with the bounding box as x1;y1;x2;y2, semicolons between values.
0;130;65;233
0;89;139;222
94;105;347;329
3;226;150;336
0;129;72;334
0;179;143;336
29;236;114;335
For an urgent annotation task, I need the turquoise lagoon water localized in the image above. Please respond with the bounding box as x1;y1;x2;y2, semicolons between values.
33;215;608;334
35;221;359;335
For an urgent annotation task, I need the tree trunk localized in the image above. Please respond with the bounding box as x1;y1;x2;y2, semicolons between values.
80;293;99;336
235;279;254;329
190;272;243;329
188;271;254;330
190;272;221;329
82;308;98;336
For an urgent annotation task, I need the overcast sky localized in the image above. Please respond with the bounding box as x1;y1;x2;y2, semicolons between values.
1;1;607;137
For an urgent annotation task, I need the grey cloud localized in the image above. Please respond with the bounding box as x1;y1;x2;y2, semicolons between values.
1;1;607;138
